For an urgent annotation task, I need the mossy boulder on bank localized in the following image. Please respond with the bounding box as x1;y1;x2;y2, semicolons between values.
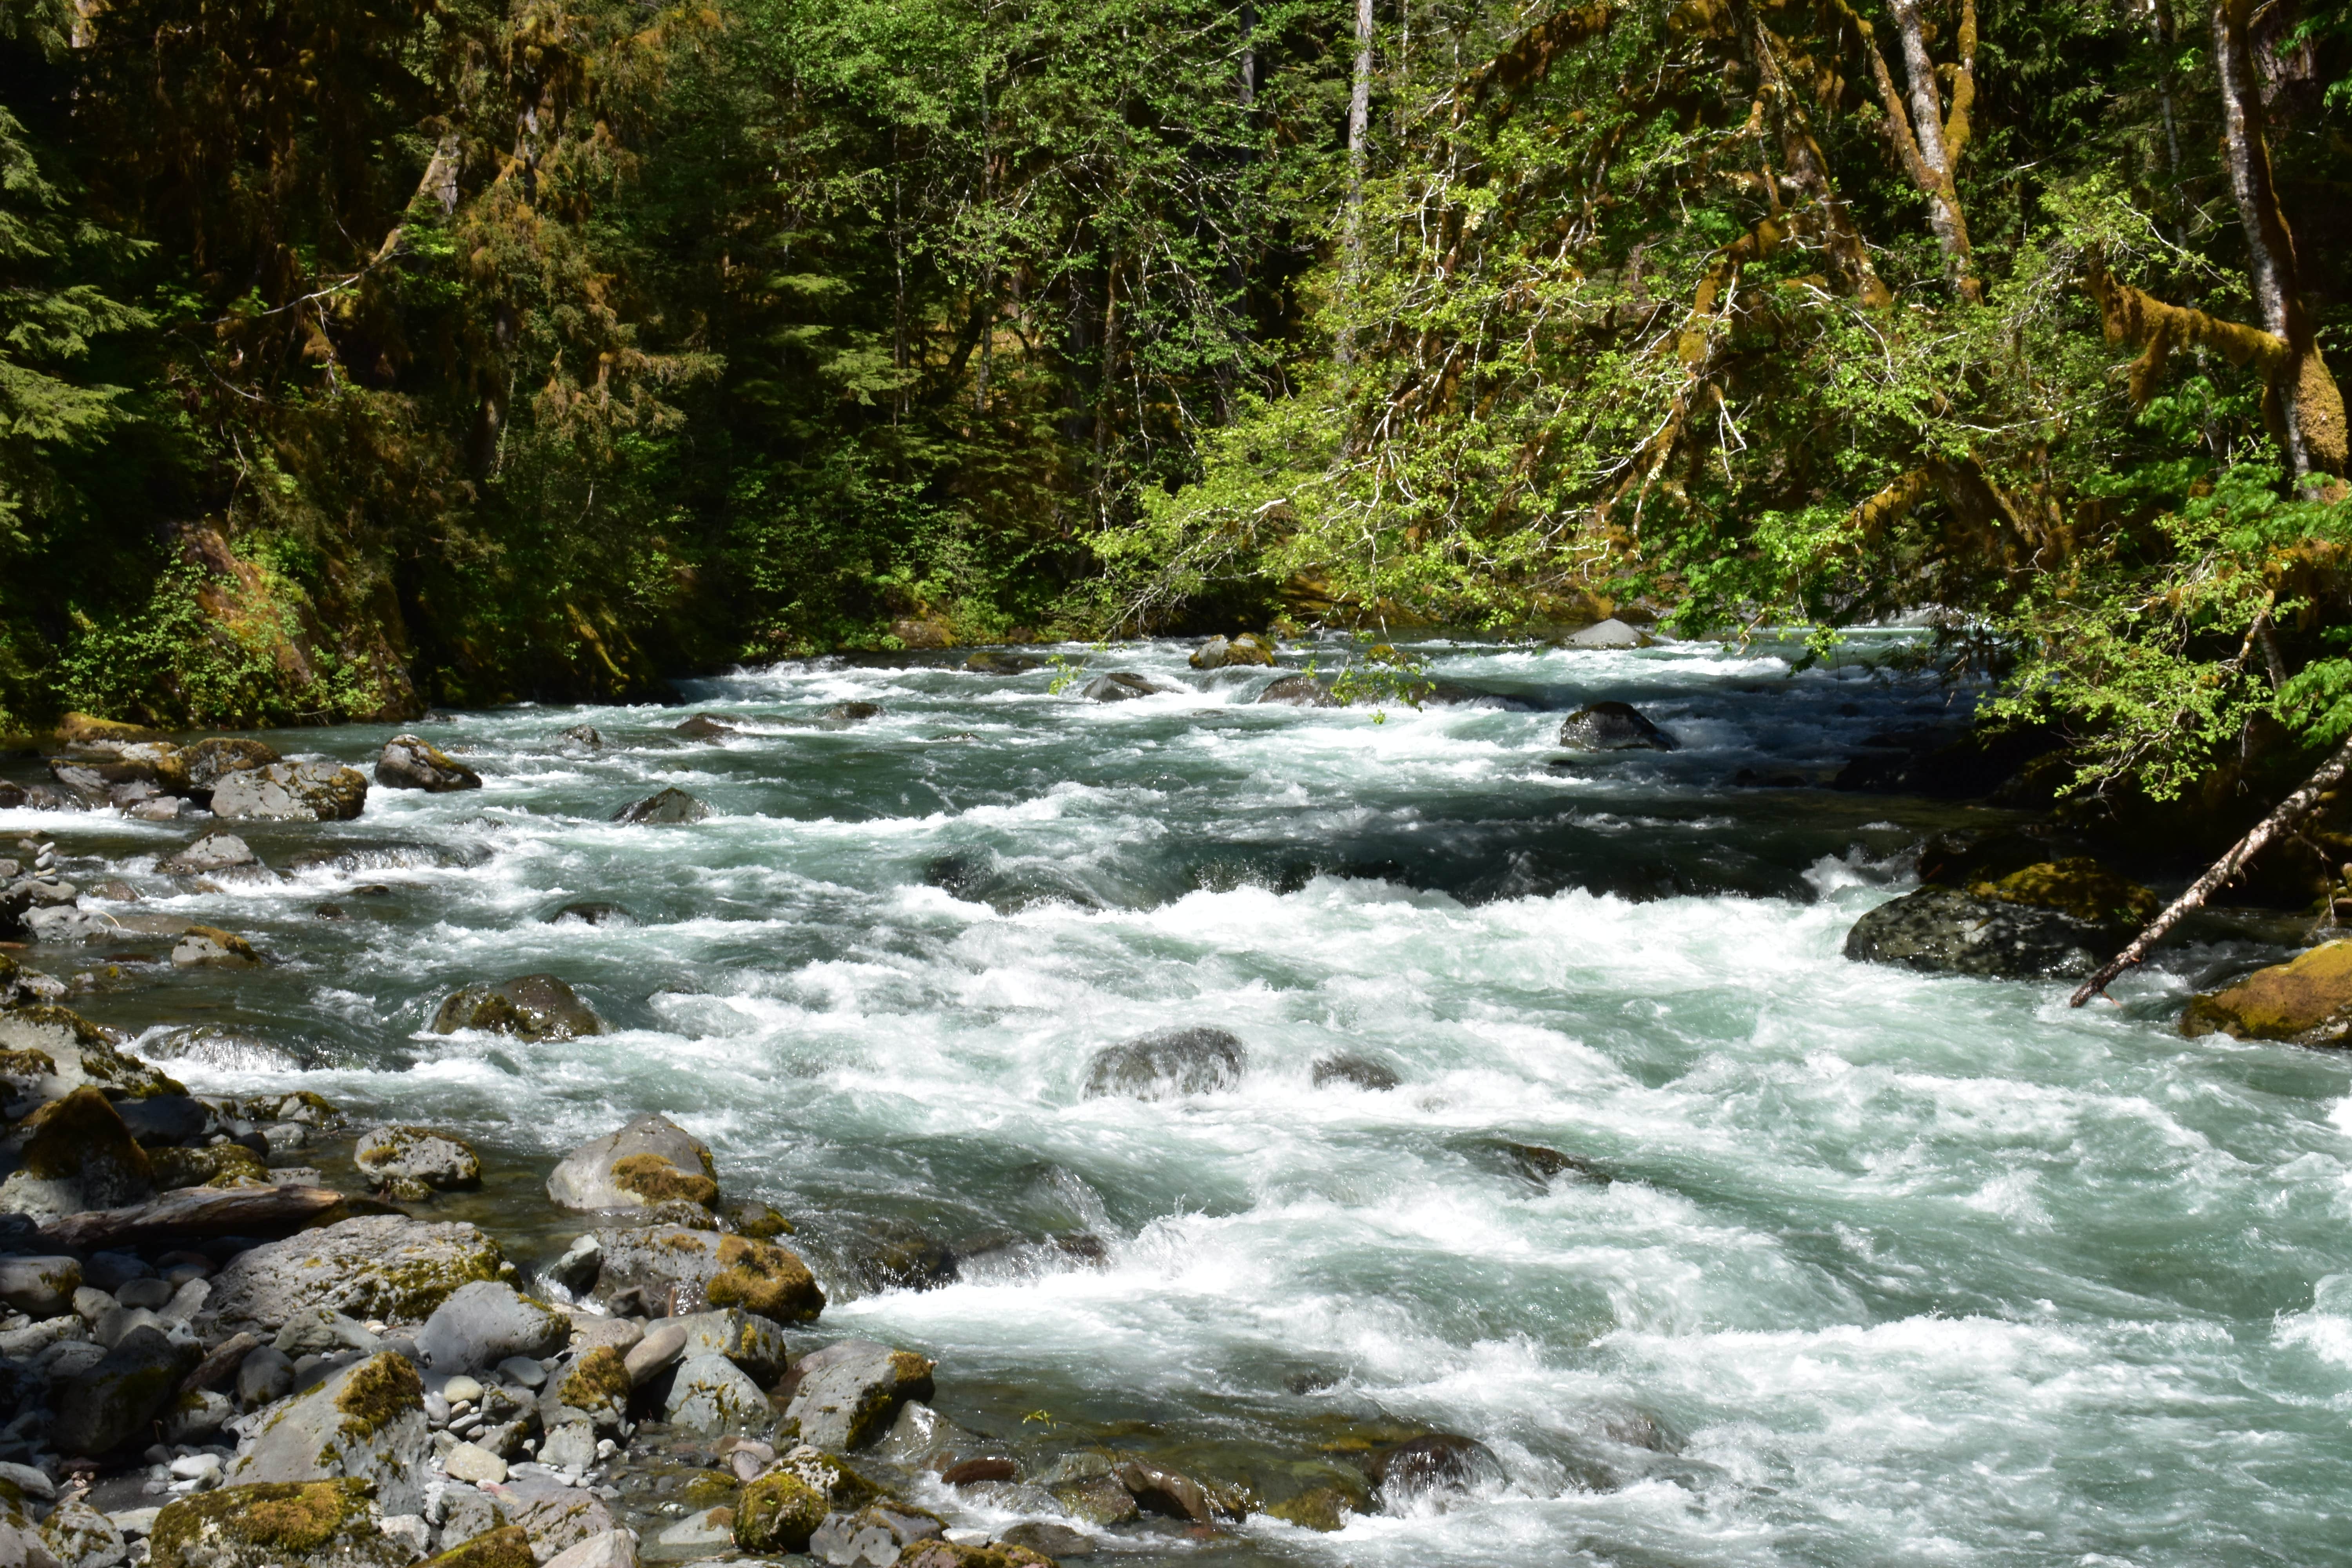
1844;886;2129;980
197;1214;506;1338
2182;940;2352;1045
225;1352;431;1515
0;1088;156;1216
588;1226;823;1324
732;1471;826;1553
0;1005;184;1112
149;1480;408;1568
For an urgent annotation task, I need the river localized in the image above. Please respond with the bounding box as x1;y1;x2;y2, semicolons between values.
11;633;2352;1567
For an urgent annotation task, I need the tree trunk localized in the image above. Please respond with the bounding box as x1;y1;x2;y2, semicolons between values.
2211;0;2346;481
1339;0;1373;366
2071;731;2352;1005
1886;0;1979;299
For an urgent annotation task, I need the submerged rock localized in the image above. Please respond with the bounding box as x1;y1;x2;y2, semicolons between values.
432;975;605;1040
610;788;710;825
1556;701;1674;751
2183;940;2352;1045
1082;1026;1246;1100
211;762;369;823
545;1114;715;1211
1844;886;2125;980
542;902;630;927
1368;1433;1504;1504
1081;671;1185;702
375;736;482;793
818;701;882;722
673;714;746;738
1310;1054;1399;1091
964;651;1042;675
559;725;604;749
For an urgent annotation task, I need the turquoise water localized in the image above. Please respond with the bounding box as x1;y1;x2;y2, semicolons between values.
9;635;2352;1566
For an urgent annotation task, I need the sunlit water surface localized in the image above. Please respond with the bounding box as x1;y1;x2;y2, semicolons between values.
9;635;2352;1567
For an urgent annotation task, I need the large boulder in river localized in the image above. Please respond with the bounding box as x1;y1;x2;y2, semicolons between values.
546;1114;716;1211
1559;617;1650;650
1844;887;2125;979
375;736;481;793
1966;857;2158;926
179;738;281;798
782;1340;936;1450
160;831;260;876
0;1089;156;1216
610;788;710;825
197;1215;504;1338
2182;941;2352;1045
0;1004;184;1111
1082;671;1185;702
224;1352;432;1515
432;976;604;1040
1557;701;1674;751
1082;1027;1246;1100
1190;634;1275;669
587;1227;823;1323
353;1125;482;1191
1255;674;1335;708
211;762;368;822
148;1480;408;1568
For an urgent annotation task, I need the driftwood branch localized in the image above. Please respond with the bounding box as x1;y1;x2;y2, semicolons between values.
2071;731;2352;1004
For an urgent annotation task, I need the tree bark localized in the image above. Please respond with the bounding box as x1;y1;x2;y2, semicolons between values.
1339;0;1374;366
2071;731;2352;1005
1887;0;1979;299
2211;0;2346;481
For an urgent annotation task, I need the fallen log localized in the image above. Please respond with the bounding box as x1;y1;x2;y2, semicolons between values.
38;1184;388;1251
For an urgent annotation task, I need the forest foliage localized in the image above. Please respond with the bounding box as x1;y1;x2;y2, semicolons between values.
0;0;2345;806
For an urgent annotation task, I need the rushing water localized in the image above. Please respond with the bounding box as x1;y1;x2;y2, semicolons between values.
9;634;2352;1567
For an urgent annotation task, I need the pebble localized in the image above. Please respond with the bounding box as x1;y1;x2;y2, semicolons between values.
497;1356;548;1389
443;1375;484;1404
443;1442;508;1485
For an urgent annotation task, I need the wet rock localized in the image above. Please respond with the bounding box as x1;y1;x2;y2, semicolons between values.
995;1521;1089;1558
1967;857;2158;926
831;1220;958;1295
1310;1054;1398;1091
546;1116;715;1212
0;1255;82;1318
57;1324;201;1454
589;1229;822;1325
160;834;259;877
1255;674;1335;708
147;1479;405;1568
196;1215;505;1339
40;1494;127;1568
225;1352;431;1515
354;1127;483;1192
673;715;744;739
1843;886;2125;979
1082;1026;1245;1100
662;1354;768;1434
2183;940;2352;1045
414;1283;570;1373
558;726;603;750
0;1089;156;1216
432;976;605;1041
963;652;1042;675
0;1005;183;1109
1266;1487;1354;1532
421;1526;534;1568
1080;671;1184;702
731;1471;824;1554
899;1545;1055;1568
818;702;882;723
1368;1433;1503;1504
1189;633;1275;670
116;1094;209;1146
662;1309;788;1385
782;1340;935;1450
134;1140;270;1192
810;1506;946;1565
171;927;261;969
542;903;629;927
489;1478;621;1562
1490;1140;1609;1186
1556;701;1674;751
211;763;368;823
178;739;282;798
376;737;482;793
539;1531;633;1568
1113;1459;1242;1524
1559;617;1651;650
609;789;710;826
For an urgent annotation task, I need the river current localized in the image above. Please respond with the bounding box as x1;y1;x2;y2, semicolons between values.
9;634;2352;1567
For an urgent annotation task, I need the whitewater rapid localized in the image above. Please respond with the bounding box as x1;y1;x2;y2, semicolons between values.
11;634;2352;1566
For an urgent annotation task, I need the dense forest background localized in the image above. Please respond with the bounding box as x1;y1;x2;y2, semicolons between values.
0;0;2346;809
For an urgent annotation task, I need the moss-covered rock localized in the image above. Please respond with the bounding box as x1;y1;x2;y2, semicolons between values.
781;1343;934;1450
226;1352;431;1515
171;927;263;969
376;737;482;793
432;976;604;1041
550;1345;631;1428
897;1543;1056;1568
1267;1486;1355;1531
0;1005;183;1111
149;1480;408;1568
151;1142;273;1191
705;1235;823;1323
1970;857;2159;926
354;1126;482;1191
2182;940;2352;1044
545;1115;714;1212
197;1214;505;1338
0;1087;156;1216
414;1525;532;1568
731;1472;826;1554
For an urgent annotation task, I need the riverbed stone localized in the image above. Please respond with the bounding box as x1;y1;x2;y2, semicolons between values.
1969;857;2158;926
731;1472;825;1555
211;763;369;823
432;977;605;1041
170;927;262;969
1310;1053;1399;1091
178;739;282;795
414;1283;570;1373
610;789;710;826
1368;1432;1503;1504
1080;671;1185;702
160;834;258;876
0;1089;156;1216
147;1480;405;1568
354;1127;483;1191
56;1323;201;1455
1189;633;1275;670
225;1352;431;1516
546;1116;715;1211
1254;674;1334;708
781;1341;935;1450
39;1495;126;1568
1556;701;1674;751
661;1354;768;1434
1843;886;2125;980
197;1215;505;1338
0;1256;82;1318
1082;1027;1246;1100
589;1229;822;1325
2183;940;2352;1045
376;737;482;793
